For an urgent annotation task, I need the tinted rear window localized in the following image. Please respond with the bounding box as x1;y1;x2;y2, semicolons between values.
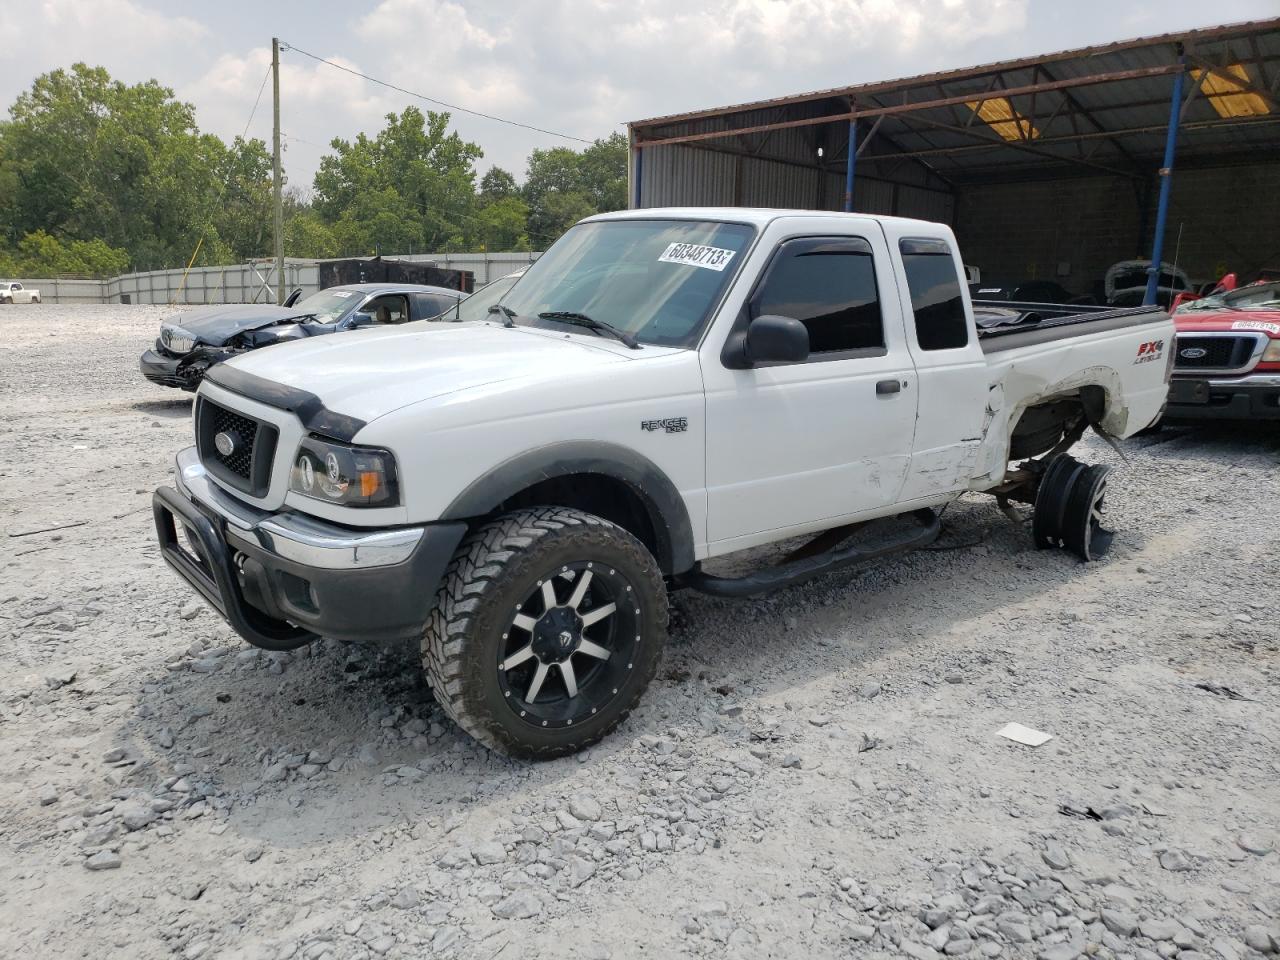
900;238;969;351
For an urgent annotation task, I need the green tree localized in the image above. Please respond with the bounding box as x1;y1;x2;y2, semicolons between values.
0;230;129;276
0;63;274;271
284;209;339;259
313;106;482;255
475;196;531;251
478;166;518;203
208;136;275;263
523;132;628;242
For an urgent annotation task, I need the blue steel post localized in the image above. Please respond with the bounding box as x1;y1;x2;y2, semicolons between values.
634;146;644;209
843;118;857;212
1145;57;1185;305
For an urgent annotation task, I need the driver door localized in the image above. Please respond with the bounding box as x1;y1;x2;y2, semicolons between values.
701;226;919;552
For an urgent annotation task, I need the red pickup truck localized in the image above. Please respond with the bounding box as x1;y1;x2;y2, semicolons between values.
1166;280;1280;421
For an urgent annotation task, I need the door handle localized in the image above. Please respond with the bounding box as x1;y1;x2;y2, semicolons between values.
876;379;902;396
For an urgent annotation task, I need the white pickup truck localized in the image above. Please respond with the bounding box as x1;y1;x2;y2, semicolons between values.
153;208;1173;757
0;281;41;304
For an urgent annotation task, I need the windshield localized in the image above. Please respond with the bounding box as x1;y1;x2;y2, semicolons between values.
446;272;523;322
1179;281;1280;313
293;288;362;322
499;218;756;348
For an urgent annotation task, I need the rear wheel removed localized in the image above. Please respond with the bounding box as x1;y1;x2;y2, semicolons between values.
422;507;667;759
1032;454;1115;561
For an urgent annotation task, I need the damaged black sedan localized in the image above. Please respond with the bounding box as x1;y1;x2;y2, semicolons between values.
139;283;464;391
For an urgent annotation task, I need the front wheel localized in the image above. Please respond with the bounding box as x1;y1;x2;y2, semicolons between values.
422;507;668;758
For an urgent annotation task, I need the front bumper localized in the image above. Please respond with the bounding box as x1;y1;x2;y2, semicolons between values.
140;345;236;391
152;447;467;648
140;349;191;389
1165;373;1280;421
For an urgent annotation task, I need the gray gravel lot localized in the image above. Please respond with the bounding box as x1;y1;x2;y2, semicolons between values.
2;305;1278;960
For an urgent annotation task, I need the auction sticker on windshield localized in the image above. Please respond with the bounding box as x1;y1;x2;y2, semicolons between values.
1232;319;1280;335
658;242;737;271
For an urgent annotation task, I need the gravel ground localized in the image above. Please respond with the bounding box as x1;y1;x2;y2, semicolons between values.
2;305;1279;960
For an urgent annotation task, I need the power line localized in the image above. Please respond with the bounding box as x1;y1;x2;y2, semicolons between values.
280;41;593;145
240;63;272;140
281;131;325;149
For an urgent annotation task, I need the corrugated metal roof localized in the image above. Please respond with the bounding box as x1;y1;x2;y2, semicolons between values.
631;18;1280;182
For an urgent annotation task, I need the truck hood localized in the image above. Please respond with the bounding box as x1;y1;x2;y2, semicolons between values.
222;322;636;425
168;304;316;345
1174;308;1280;335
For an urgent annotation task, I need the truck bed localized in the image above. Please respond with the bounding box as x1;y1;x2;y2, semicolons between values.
973;302;1168;353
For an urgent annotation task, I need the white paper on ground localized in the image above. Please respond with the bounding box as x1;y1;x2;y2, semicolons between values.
996;722;1053;747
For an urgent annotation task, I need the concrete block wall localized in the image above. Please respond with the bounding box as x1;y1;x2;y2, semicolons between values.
1154;163;1280;284
953;175;1144;299
954;161;1280;299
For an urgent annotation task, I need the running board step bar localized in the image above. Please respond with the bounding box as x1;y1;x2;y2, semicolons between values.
679;509;941;599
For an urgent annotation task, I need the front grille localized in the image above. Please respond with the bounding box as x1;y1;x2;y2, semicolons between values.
210;406;258;480
1174;335;1258;371
195;398;278;496
160;326;194;355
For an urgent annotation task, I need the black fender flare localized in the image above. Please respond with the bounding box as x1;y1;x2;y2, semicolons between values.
440;441;695;575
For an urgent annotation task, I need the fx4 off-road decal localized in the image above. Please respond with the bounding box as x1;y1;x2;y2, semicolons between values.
1134;340;1165;364
642;417;688;434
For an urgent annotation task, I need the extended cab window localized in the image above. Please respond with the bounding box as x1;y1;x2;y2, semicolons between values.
752;237;884;355
900;239;969;351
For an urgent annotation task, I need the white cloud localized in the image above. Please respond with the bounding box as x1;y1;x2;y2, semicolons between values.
348;0;1031;177
0;0;206;92
181;48;396;149
6;0;1274;196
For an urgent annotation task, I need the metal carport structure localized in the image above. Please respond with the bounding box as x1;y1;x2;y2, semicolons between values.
627;18;1280;303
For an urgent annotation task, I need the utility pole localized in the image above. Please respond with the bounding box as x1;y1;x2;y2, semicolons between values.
272;37;285;305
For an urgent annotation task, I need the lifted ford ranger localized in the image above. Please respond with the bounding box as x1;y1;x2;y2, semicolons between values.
153;208;1173;758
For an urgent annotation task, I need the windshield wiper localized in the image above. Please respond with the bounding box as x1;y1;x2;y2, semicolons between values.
488;303;517;327
538;311;641;349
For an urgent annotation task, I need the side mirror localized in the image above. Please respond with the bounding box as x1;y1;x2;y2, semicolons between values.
742;314;809;365
283;288;304;308
341;311;375;330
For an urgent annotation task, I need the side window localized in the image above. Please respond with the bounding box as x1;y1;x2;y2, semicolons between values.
13;283;22;291
366;295;409;324
751;237;884;356
424;294;457;317
899;239;969;351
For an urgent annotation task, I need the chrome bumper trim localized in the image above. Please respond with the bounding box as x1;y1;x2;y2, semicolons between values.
1202;374;1280;388
173;447;423;569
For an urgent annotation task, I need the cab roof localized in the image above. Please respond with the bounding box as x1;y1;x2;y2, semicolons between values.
586;206;944;229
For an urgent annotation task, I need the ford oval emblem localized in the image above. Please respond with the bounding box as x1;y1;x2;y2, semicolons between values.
1179;346;1208;360
214;431;238;456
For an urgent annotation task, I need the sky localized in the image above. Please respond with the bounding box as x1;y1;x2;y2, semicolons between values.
2;0;1277;194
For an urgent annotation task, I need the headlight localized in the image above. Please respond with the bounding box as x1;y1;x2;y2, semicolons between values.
289;437;400;508
161;324;195;354
1263;340;1280;363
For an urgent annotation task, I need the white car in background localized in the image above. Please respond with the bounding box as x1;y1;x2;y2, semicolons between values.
1;281;41;304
